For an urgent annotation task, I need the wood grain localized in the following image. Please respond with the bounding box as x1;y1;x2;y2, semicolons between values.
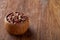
39;0;60;40
0;0;60;40
0;0;40;40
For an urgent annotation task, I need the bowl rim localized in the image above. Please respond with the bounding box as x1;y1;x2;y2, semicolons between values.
4;16;29;25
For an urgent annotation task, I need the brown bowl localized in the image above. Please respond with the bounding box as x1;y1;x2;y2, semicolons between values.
4;16;29;35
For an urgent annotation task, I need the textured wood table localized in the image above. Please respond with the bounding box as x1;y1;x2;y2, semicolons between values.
0;0;60;40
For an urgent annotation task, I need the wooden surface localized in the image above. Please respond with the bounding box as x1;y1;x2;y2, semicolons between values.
0;0;60;40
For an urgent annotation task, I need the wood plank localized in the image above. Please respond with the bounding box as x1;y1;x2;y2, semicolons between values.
0;0;60;40
39;0;60;40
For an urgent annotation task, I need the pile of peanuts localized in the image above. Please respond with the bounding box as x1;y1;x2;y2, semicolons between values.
6;12;27;24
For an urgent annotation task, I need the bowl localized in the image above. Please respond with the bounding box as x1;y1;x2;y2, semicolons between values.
4;12;29;35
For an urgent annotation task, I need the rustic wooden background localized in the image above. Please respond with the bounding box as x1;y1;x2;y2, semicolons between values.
0;0;60;40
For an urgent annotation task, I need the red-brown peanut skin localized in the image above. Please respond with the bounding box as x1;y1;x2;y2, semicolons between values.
4;17;29;35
